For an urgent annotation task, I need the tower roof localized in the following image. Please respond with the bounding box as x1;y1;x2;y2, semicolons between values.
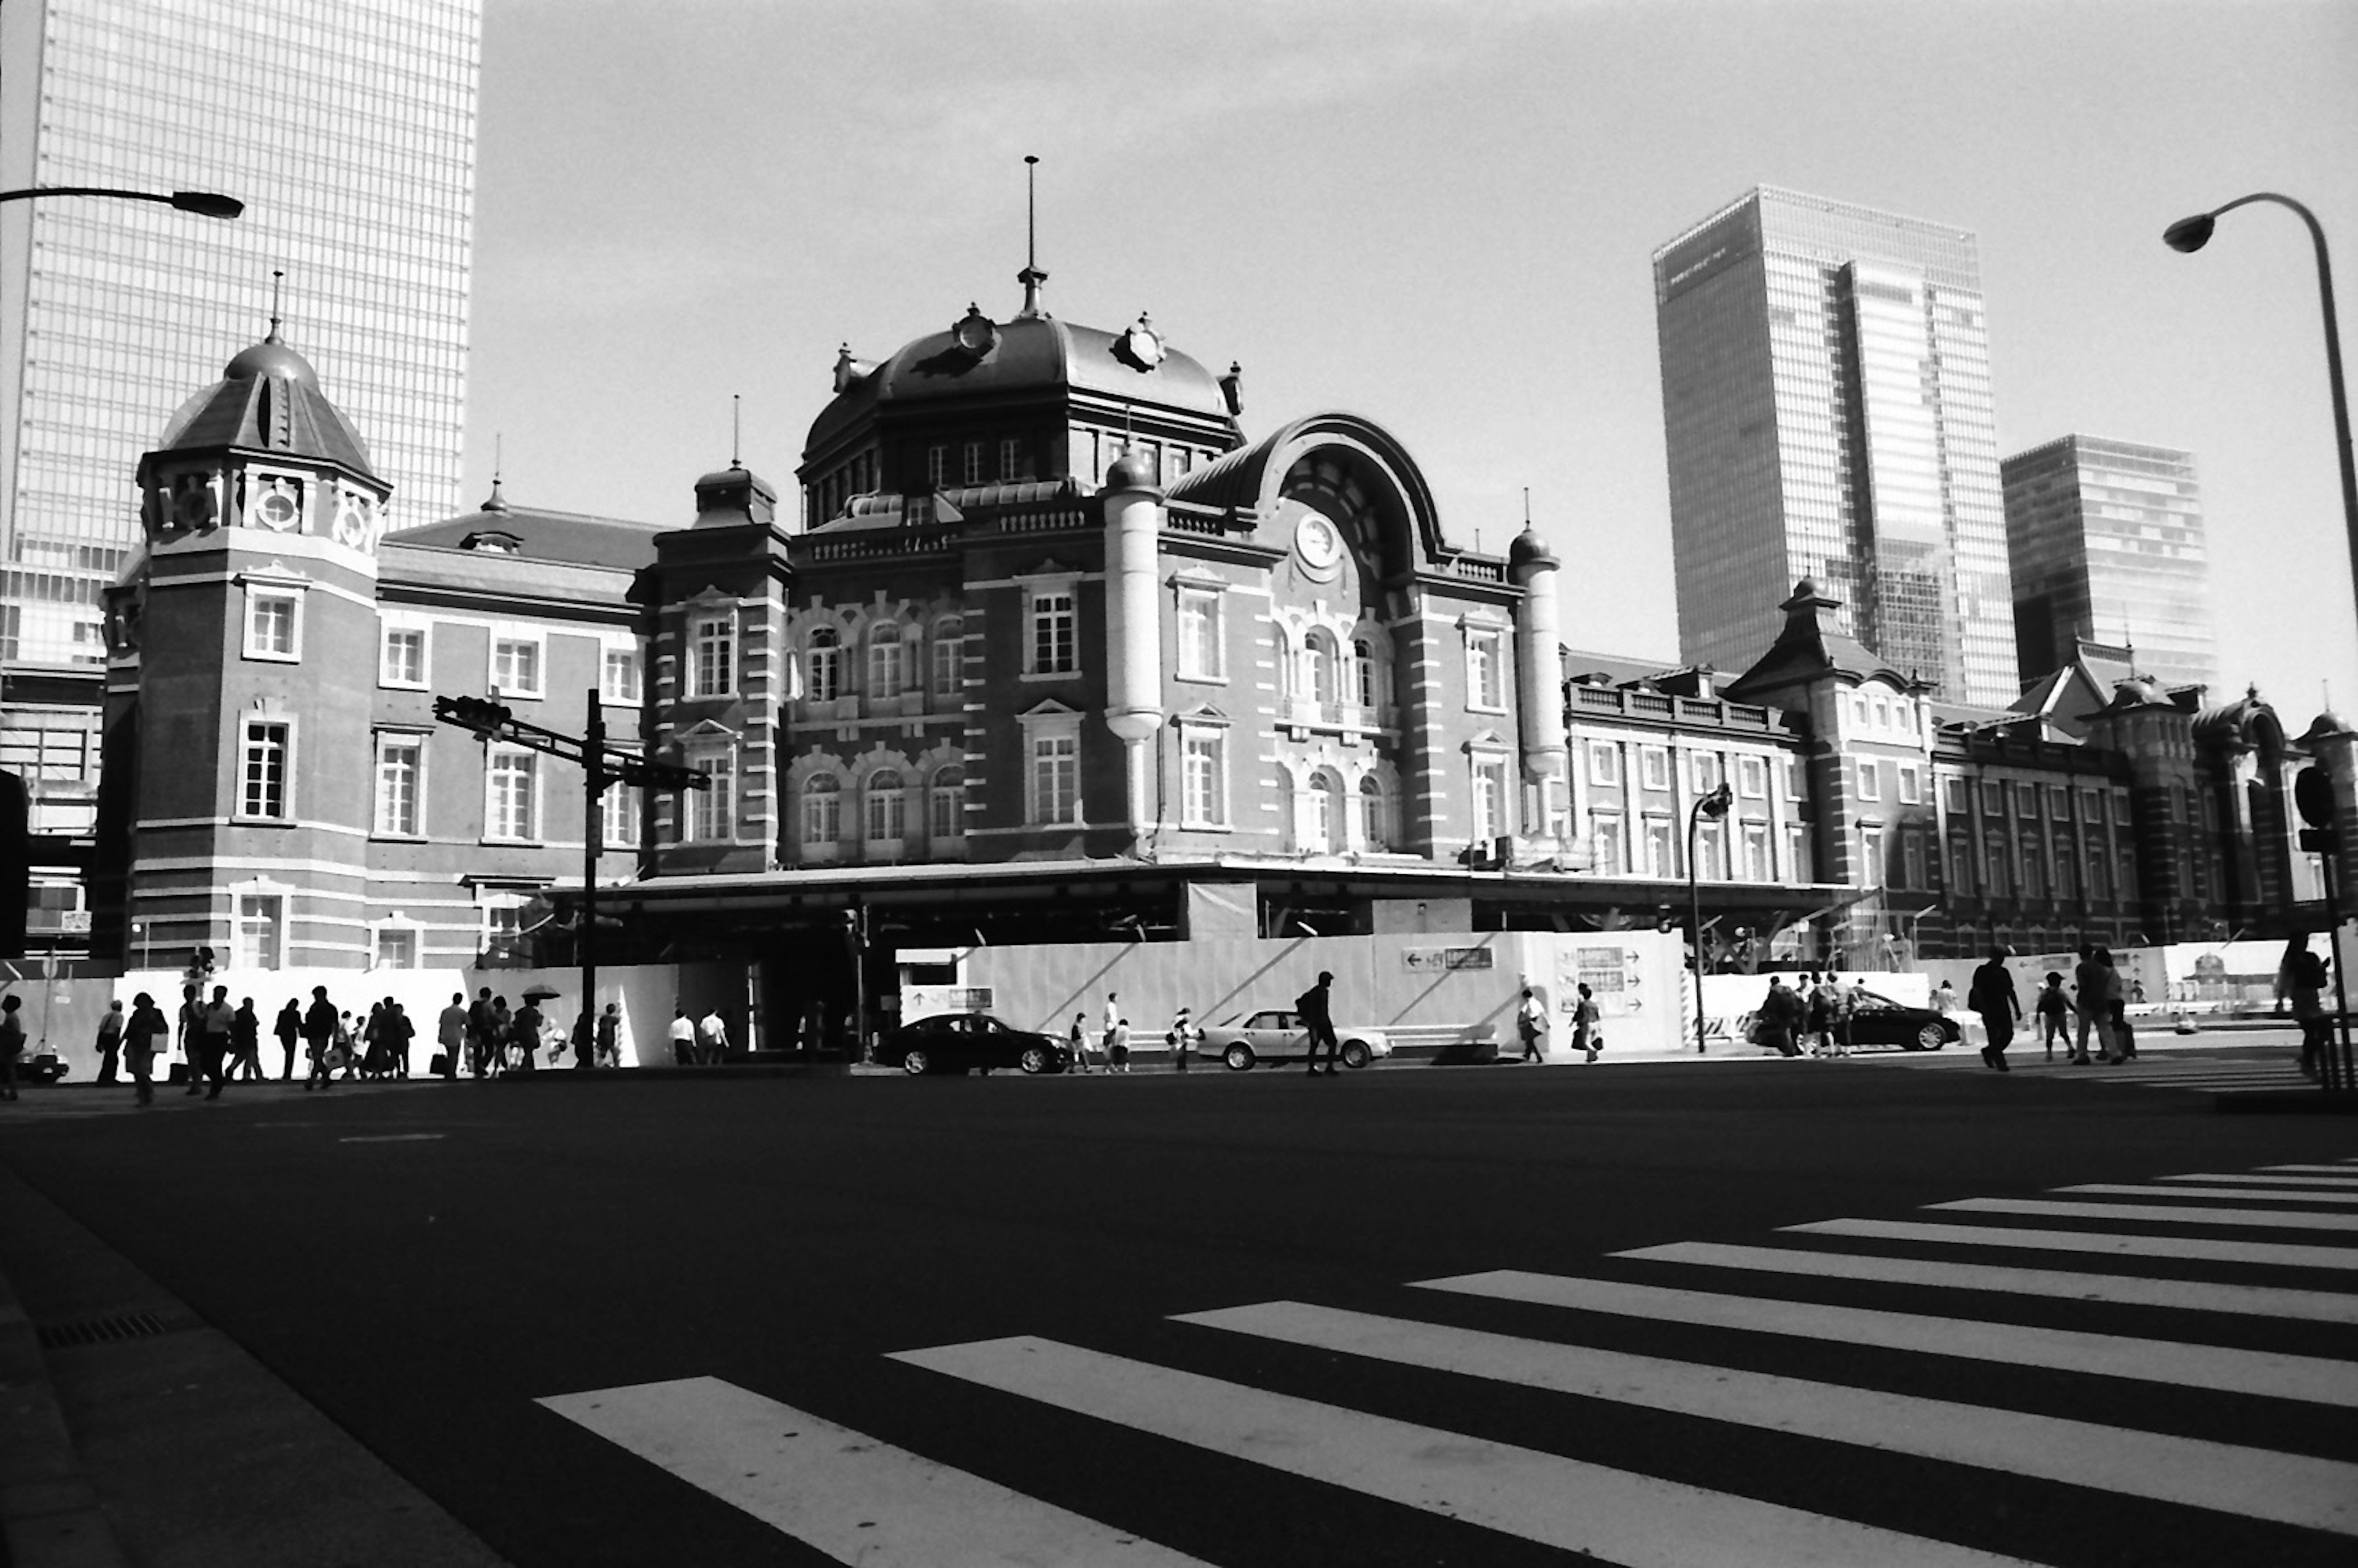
1723;578;1920;704
147;328;379;483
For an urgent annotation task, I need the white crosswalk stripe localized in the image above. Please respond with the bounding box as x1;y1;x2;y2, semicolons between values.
547;1154;2358;1566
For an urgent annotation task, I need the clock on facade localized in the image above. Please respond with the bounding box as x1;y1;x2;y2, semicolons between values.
1113;314;1165;373
1294;506;1344;570
251;478;303;531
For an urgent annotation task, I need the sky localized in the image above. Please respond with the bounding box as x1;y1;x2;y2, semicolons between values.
462;0;2358;721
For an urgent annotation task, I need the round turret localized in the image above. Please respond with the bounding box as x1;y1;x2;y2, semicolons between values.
1508;525;1556;570
223;335;321;389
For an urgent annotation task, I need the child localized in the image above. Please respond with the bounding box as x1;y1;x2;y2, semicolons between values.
1110;1017;1132;1073
2109;997;2138;1063
1068;1012;1090;1074
2035;972;2071;1060
1167;1006;1193;1073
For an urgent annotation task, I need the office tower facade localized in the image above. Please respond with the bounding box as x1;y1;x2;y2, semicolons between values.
2003;434;2217;694
0;0;480;666
1653;187;2018;707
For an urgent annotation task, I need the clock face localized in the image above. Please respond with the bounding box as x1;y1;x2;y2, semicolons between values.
954;312;997;355
252;479;302;531
1294;507;1344;570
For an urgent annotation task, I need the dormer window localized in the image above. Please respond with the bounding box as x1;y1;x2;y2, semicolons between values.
459;530;521;554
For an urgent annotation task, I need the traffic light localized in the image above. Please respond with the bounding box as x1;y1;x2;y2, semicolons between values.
434;693;514;736
2296;766;2337;852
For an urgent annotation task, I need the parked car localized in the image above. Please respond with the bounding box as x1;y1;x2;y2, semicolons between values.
877;1012;1071;1076
1196;1008;1393;1071
1737;988;1958;1052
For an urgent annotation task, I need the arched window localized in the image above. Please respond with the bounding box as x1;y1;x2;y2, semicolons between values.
1310;769;1342;853
1272;766;1296;852
868;624;903;701
807;629;841;703
929;766;965;844
1358;774;1389;851
865;769;905;844
1272;629;1293;701
1306;630;1339;707
801;774;840;849
931;618;963;698
1353;638;1377;710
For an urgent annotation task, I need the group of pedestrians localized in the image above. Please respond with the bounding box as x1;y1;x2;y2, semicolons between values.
1959;944;2136;1071
1751;972;1862;1058
664;1003;729;1065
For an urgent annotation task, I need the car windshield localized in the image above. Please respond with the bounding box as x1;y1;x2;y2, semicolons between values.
1855;991;1902;1010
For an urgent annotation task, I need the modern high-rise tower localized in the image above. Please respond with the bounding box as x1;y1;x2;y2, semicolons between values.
2003;434;2217;695
1652;187;2018;706
0;0;481;666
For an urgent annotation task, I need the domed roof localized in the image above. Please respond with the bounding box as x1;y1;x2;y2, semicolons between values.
1508;525;1555;568
147;328;378;482
806;309;1235;454
1102;448;1156;494
224;336;321;389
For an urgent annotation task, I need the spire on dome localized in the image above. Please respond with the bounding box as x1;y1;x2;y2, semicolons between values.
1016;154;1049;319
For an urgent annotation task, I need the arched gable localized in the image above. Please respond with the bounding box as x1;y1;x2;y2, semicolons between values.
1165;411;1451;580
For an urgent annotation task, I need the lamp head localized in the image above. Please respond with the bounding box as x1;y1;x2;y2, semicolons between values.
1701;782;1734;819
169;190;243;220
2163;212;2214;254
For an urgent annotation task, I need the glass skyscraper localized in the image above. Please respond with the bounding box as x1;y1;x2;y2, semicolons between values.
2004;434;2217;695
1652;187;2018;707
0;0;480;666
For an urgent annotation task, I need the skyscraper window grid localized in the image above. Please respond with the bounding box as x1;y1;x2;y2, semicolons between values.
0;0;480;665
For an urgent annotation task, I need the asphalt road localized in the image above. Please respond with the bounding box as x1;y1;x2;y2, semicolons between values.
2;1042;2353;1567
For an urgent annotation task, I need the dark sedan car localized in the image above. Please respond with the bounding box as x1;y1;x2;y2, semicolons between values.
1738;987;1959;1052
877;1012;1071;1076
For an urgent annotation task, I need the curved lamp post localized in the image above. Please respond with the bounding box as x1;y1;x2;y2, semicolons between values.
2165;193;2357;647
1687;781;1733;1052
0;185;243;219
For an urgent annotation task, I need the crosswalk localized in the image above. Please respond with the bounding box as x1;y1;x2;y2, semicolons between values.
1885;1042;2319;1094
542;1155;2358;1566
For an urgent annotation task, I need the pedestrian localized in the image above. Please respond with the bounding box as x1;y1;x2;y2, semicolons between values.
510;996;541;1075
195;985;234;1099
486;996;512;1073
2288;941;2331;1079
2086;945;2125;1064
2109;994;2139;1066
436;993;467;1079
1298;971;1340;1074
697;1006;728;1065
175;982;201;1093
1517;986;1549;1062
0;994;22;1101
1572;982;1601;1063
466;987;497;1078
1754;975;1805;1057
1804;972;1835;1058
335;1010;362;1079
669;1004;695;1066
227;998;263;1082
274;998;303;1081
302;986;338;1090
123;992;167;1105
94;999;125;1084
570;1007;595;1070
1103;1017;1130;1073
1068;1012;1090;1074
2069;944;2106;1065
1968;947;2021;1073
1830;972;1861;1058
2034;972;2071;1060
595;1003;622;1068
388;999;415;1078
1167;1006;1193;1073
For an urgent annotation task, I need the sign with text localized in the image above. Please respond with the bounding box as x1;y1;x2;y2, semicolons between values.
1403;947;1495;972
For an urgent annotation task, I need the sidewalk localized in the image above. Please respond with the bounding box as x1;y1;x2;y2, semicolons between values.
0;1151;511;1568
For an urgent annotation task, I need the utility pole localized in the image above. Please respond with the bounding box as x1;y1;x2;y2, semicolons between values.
436;691;706;1065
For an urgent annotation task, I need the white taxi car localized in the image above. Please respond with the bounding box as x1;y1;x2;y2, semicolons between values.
1195;1007;1393;1071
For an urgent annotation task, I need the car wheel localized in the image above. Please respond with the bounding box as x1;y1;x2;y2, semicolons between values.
1918;1024;1948;1051
1019;1046;1049;1074
1340;1040;1373;1071
1223;1042;1255;1071
901;1049;931;1076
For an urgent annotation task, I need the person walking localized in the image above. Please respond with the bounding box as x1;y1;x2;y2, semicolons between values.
2069;945;2104;1065
1067;1012;1091;1074
227;998;263;1082
193;985;234;1099
1107;1017;1132;1073
466;988;498;1078
94;999;125;1085
123;992;167;1106
511;996;542;1075
2034;972;2071;1060
302;986;338;1090
436;993;467;1080
176;983;203;1095
1755;975;1805;1057
1968;948;2021;1072
1572;982;1601;1063
274;998;304;1081
697;1007;729;1065
595;1003;623;1068
1803;972;1835;1058
1516;986;1550;1062
2289;941;2332;1079
1829;972;1861;1058
1167;1006;1193;1073
668;1005;695;1066
0;995;23;1101
386;999;415;1078
2086;945;2126;1064
1298;971;1340;1074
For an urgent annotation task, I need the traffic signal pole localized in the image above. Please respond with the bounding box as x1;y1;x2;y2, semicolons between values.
582;688;604;1070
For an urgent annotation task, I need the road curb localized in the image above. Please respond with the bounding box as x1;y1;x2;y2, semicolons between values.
0;1268;129;1568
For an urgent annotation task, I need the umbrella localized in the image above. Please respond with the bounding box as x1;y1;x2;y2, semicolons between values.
521;984;562;1003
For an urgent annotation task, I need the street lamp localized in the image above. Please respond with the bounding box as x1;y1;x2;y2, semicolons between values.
0;185;243;219
2164;193;2357;650
1687;781;1733;1052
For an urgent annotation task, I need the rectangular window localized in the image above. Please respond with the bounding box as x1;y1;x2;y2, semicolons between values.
1589;743;1621;787
691;616;734;697
1949;836;1974;896
932;630;962;697
928;778;962;843
867;631;903;700
373;927;418;970
863;774;904;846
1177;589;1223;680
2119;848;2137;901
1027;589;1076;675
691;751;735;842
1982;780;2006;815
602;646;643;705
1644;817;1677;878
1896;765;1921;805
373;736;422;837
492;636;542;698
1691;752;1722;793
246;590;300;660
1181;729;1226;826
1467;630;1504;710
927;446;947;488
2087;847;2109;902
381;625;426;687
1695;821;1726;881
963;443;984;485
1859;828;1885;888
1985;841;2009;898
1944;776;1968;813
1740;822;1770;882
2053;840;2076;901
235;894;282;971
1640;747;1670;791
2081;787;2104;823
1785;756;1807;798
487;750;537;841
241;721;290;819
1032;733;1080;824
1856;760;1880;800
2048;785;2072;819
1591;816;1624;876
998;437;1022;480
1785;825;1811;883
2021;845;2045;901
1736;755;1766;798
1901;829;1926;890
2017;782;2040;817
1473;758;1509;842
601;777;640;850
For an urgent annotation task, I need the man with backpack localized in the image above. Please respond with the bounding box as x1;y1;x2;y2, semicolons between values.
1298;972;1340;1075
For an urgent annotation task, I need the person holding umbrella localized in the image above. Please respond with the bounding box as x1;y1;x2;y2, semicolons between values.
517;985;561;1073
